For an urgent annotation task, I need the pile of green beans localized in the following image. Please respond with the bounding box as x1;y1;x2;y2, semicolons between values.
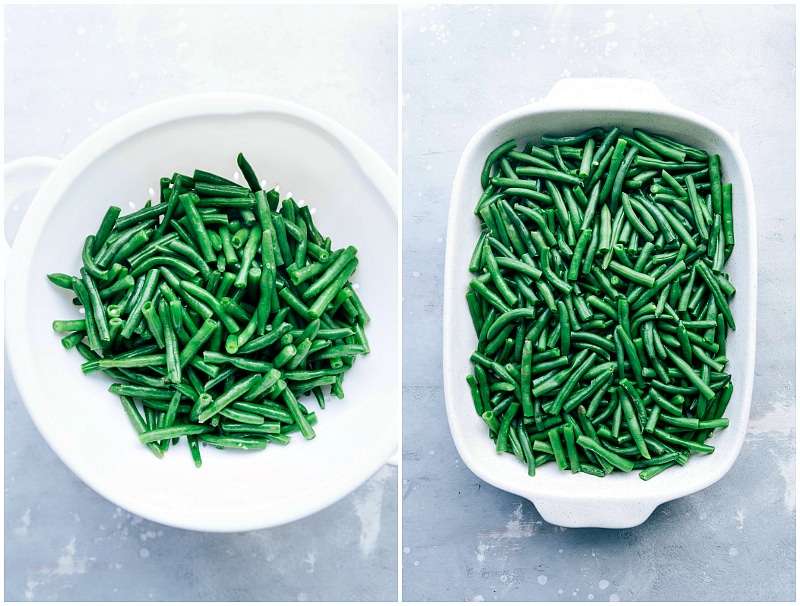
48;153;370;467
466;127;736;481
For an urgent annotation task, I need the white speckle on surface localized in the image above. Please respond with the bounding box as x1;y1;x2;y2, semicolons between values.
429;450;434;455
512;29;520;37
476;543;489;563
599;579;610;589
747;396;794;437
414;560;419;566
412;271;420;278
15;508;31;536
588;594;594;600
538;575;547;585
77;27;85;35
303;551;316;573
352;465;393;557
40;538;92;575
734;508;745;529
24;578;40;600
139;548;149;558
426;164;432;170
729;547;738;556
297;592;308;601
472;596;484;602
745;396;796;511
477;502;535;540
403;547;410;554
609;594;620;601
558;589;564;595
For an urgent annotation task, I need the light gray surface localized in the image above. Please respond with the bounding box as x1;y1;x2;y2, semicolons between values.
4;5;398;601
401;4;795;602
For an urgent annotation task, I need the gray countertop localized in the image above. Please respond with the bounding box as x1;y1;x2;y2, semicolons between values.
4;5;398;601
401;4;795;602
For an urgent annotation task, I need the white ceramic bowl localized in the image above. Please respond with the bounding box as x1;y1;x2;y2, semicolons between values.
5;93;399;532
443;79;757;529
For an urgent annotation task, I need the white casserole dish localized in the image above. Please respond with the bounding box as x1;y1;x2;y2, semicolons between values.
443;79;757;528
5;93;399;532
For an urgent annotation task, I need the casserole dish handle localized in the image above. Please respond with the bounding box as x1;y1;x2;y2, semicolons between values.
540;77;673;110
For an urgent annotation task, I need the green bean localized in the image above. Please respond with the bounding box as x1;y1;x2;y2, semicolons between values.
514;166;583;187
685;174;709;242
89;205;122;255
178;318;218;369
45;156;365;465
306;258;359;319
179;280;240;333
79;268;111;342
81;235;112;281
542;127;604;147
236;152;262;192
694;259;735;330
578;137;596;180
576;435;634;472
177;192;216;262
138;424;211;444
481;140;517;189
632;129;686;163
200;434;268;450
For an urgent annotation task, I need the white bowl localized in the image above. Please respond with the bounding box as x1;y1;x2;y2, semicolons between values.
5;93;399;532
443;79;757;528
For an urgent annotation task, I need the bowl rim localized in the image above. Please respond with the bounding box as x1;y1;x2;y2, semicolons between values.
442;79;758;528
5;92;399;532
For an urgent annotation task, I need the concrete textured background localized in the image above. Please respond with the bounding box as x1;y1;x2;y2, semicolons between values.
4;4;398;601
401;4;795;602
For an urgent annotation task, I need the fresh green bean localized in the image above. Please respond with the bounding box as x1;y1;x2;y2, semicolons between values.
466;126;737;480
48;154;370;465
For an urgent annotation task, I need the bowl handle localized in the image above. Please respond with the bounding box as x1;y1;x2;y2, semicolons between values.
3;156;60;270
541;77;673;110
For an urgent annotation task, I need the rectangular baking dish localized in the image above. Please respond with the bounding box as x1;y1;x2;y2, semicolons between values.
442;78;757;528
